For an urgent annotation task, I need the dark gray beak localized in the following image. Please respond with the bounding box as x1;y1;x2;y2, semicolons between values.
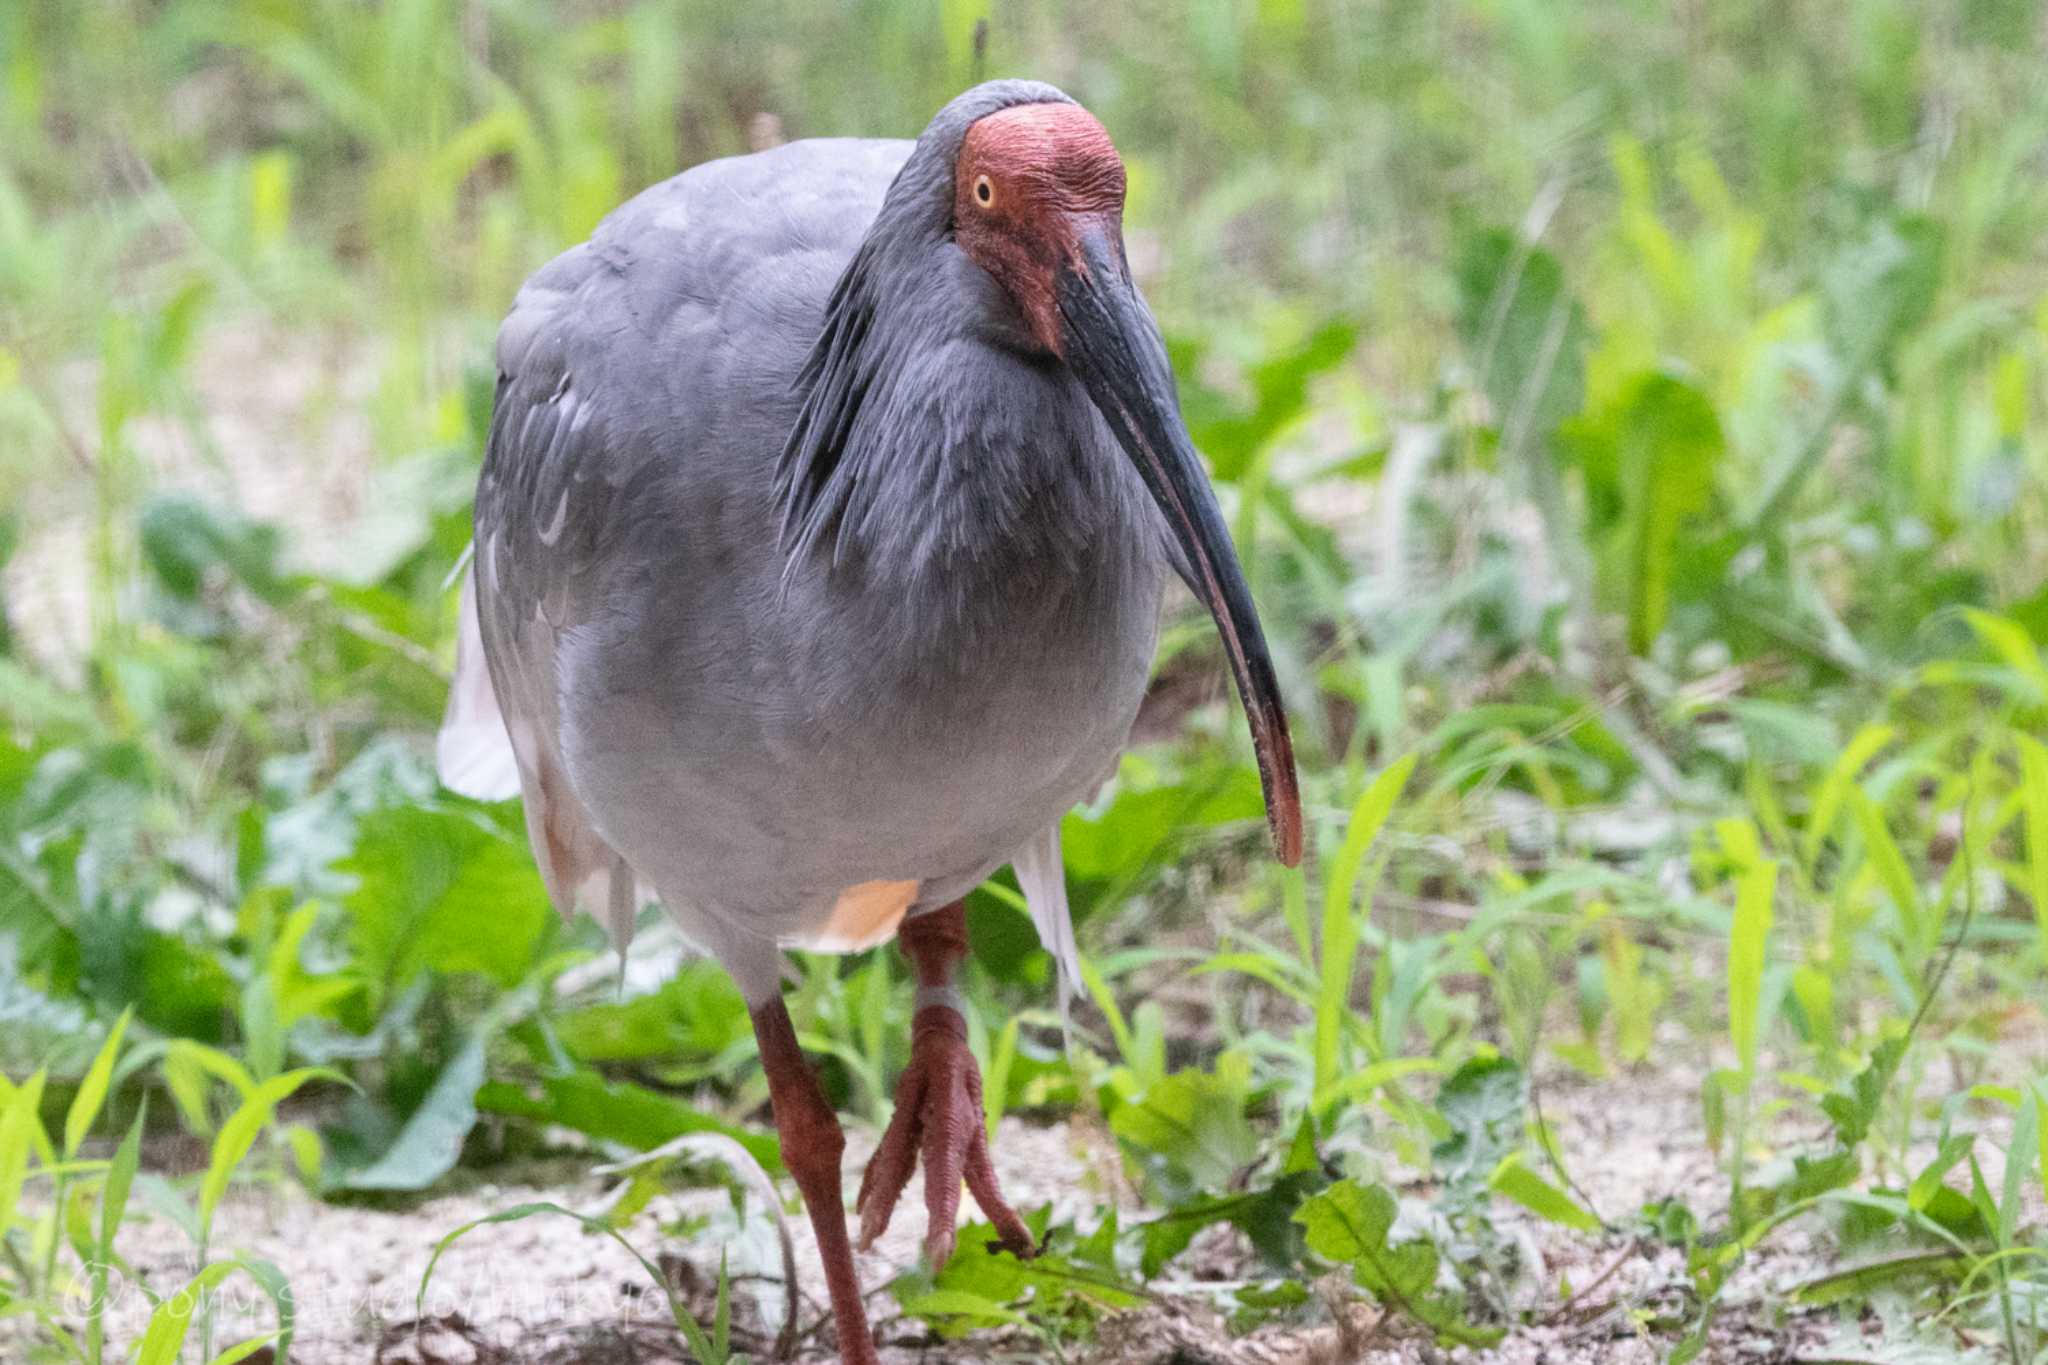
1057;228;1303;867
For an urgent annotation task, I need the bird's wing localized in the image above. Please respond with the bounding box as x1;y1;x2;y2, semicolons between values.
1013;823;1081;1014
445;137;914;967
463;315;648;950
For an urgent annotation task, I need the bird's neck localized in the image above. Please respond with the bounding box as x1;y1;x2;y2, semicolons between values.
879;359;1147;595
790;337;1158;673
774;233;1159;658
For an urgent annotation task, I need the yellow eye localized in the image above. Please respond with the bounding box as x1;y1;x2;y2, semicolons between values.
974;175;995;207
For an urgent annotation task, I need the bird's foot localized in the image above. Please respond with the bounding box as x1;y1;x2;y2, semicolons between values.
854;1003;1036;1269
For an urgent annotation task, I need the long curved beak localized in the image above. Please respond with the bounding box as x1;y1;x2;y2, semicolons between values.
1056;227;1303;867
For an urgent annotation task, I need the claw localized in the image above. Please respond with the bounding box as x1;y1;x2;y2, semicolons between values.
855;1004;1037;1268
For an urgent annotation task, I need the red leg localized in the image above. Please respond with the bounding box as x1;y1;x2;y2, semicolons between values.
855;901;1036;1268
750;998;878;1365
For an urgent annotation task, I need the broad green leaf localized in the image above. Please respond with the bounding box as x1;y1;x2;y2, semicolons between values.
893;1288;1029;1332
1108;1056;1259;1199
1138;1171;1322;1277
138;493;283;603
551;960;749;1064
1433;1056;1523;1188
1907;1132;1975;1212
1293;1179;1500;1346
338;1035;484;1192
338;805;551;1004
1060;763;1264;884
1821;1038;1904;1147
1295;1179;1420;1289
1182;319;1359;482
1778;1151;1859;1204
1557;372;1725;653
1821;214;1942;368
475;1070;780;1172
904;1207;1141;1334
1453;229;1588;440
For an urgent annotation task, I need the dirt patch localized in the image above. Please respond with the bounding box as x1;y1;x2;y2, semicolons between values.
31;1058;1958;1365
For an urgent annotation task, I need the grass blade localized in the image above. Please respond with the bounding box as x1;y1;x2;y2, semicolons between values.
63;1007;131;1159
86;1103;145;1365
199;1068;344;1240
1316;753;1415;1113
0;1069;48;1249
2017;735;2048;968
1852;791;1925;957
1728;854;1776;1078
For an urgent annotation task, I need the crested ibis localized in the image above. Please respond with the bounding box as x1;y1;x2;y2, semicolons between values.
437;79;1301;1362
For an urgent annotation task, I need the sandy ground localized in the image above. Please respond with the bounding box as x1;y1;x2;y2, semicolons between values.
36;1049;2015;1365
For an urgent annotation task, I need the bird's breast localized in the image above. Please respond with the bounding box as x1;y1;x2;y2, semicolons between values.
557;506;1163;924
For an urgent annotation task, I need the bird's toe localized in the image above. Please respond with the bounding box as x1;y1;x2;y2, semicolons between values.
855;1020;1036;1268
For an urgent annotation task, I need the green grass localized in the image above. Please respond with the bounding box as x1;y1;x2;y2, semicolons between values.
4;0;2048;1360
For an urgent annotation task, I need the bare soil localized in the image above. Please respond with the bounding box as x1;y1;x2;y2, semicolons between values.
67;1055;1993;1365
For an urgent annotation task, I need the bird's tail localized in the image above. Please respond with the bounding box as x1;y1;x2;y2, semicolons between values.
1014;824;1082;1024
436;561;523;801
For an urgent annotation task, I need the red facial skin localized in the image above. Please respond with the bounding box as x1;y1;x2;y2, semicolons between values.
953;103;1127;356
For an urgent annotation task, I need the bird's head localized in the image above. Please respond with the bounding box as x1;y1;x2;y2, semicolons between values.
950;102;1126;360
949;94;1304;868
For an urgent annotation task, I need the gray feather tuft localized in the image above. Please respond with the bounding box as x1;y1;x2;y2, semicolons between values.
773;80;1076;570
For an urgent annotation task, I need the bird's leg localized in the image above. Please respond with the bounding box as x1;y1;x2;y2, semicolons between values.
749;997;879;1365
855;900;1037;1268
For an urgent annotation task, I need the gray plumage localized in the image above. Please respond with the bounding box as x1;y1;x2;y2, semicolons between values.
441;82;1173;1003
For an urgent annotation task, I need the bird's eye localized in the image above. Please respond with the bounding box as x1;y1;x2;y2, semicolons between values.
974;175;995;207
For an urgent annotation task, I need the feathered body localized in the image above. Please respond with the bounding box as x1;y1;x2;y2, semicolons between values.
440;83;1169;1003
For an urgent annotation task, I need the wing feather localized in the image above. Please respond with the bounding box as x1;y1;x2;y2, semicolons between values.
461;287;647;951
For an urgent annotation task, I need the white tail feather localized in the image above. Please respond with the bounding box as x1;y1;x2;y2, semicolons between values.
436;563;522;801
1014;823;1080;1016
